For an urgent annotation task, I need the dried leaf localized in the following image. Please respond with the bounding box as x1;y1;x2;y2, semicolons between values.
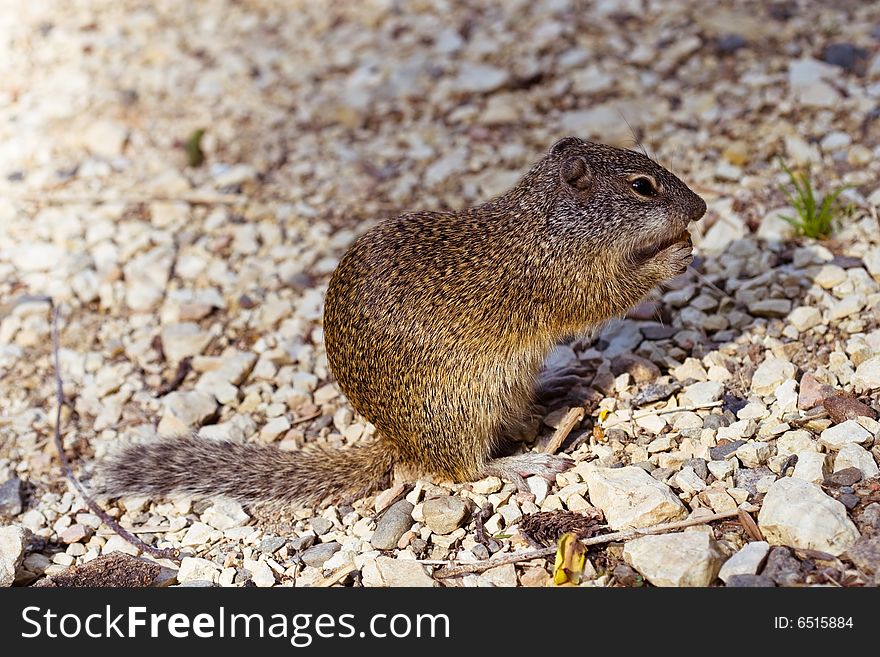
738;508;764;542
552;533;586;586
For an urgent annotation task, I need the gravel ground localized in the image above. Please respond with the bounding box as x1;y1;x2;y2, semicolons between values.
1;0;880;587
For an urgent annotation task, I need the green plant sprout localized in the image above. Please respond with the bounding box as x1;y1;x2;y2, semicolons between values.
777;159;851;239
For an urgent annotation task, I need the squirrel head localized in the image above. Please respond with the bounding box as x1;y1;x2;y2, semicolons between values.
537;136;707;276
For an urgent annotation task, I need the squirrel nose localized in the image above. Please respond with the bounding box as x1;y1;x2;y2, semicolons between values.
689;195;707;223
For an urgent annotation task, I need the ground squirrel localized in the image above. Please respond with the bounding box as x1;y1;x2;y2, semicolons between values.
97;136;706;507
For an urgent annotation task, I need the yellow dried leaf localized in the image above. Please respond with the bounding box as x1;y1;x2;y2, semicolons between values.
552;532;586;586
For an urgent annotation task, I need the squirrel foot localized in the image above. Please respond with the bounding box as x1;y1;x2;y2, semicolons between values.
482;453;573;493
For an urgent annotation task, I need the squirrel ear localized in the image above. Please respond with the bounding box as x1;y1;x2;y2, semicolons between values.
549;136;583;156
560;156;593;191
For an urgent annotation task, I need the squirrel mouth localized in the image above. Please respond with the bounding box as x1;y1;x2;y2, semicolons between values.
631;231;692;264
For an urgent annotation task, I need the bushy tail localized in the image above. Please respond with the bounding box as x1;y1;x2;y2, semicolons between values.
95;435;395;507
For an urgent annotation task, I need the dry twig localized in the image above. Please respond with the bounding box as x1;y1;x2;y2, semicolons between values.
543;406;585;454
428;506;758;578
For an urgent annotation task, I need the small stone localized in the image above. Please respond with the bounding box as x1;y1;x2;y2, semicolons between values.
797;374;837;410
471;477;503;495
819;420;873;450
758;478;860;556
824;395;875;424
751;358;796;396
718;541;770;583
611;354;660;384
160;323;211;363
83;120;129;157
362;556;434;587
527;476;549;505
791;451;830;484
834;443;879;478
182;522;215;547
202;500;249;530
371;500;414;550
814;264;847;289
176;557;220;584
623;532;724;587
707;459;736;480
761;547;804;587
757;207;797;241
736;441;773;468
301;542;341;568
825;467;863;487
244;559;276;587
827;295;864;321
480;564;518;587
844;536;880;575
260;416;291;442
161;391;218;431
709;440;745;460
310;518;334;535
748;298;791;318
725;574;776;587
680;381;724;406
787;306;822;333
0;478;23;517
853;357;880;393
60;524;89;544
586;466;687;530
423;496;470;535
0;525;30;587
821;43;869;74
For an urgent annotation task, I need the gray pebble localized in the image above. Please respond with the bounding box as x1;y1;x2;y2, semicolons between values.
370;500;414;550
0;477;23;517
301;542;341;568
725;574;776;587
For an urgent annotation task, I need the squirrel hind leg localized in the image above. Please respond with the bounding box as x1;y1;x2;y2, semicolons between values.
480;453;573;493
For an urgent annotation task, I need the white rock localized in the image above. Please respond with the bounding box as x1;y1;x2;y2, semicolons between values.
471;477;503;495
788;58;840;107
757;478;860;556
819;420;873;450
260;416;291;442
718;541;770;583
0;526;30;587
757;207;797;241
776;430;819;457
834;443;880;478
814;264;847;289
736;441;773;468
751;357;796;396
827;295;864;321
83;120;129;157
791;451;830;484
673;466;706;493
202;500;249;530
181;522;215;547
787;306;822;333
623;532;724;587
245;559;276;587
361;556;434;587
707;459;736;480
680;381;724;406
853;357;880;393
123;246;174;311
863;246;880;281
699;215;745;255
586;466;687;530
527;476;549;505
160;322;211;363
177;557;220;584
161;391;218;430
454;63;509;93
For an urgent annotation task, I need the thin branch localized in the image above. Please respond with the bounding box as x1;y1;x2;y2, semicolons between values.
601;400;723;429
50;303;183;562
543;406;585;454
429;507;757;578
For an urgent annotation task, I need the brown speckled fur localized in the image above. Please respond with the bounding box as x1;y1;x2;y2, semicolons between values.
97;137;706;507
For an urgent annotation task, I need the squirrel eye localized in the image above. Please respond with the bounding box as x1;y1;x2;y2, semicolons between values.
630;176;658;198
